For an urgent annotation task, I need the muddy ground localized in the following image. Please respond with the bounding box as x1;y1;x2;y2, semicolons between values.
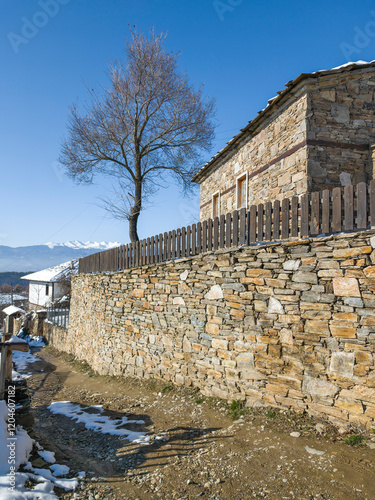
22;346;375;500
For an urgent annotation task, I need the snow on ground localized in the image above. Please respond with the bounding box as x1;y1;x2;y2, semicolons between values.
0;335;80;499
48;401;150;443
12;351;40;376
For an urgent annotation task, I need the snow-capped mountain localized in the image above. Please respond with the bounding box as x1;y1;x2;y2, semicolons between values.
0;241;121;272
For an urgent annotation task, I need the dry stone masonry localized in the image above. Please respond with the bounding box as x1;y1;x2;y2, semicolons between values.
44;231;375;431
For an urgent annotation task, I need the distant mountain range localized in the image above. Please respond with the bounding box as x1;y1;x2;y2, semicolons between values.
0;241;120;272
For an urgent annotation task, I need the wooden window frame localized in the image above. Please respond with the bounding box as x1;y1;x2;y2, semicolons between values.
212;190;221;219
236;172;248;210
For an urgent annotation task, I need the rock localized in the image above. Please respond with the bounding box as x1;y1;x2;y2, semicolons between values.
283;260;301;271
292;271;317;284
315;423;325;434
204;482;211;488
204;285;224;300
180;270;189;281
173;297;185;306
329;352;355;378
31;458;47;468
367;442;375;449
305;446;325;456
332;278;361;298
302;376;338;398
331;103;350;123
268;297;284;314
290;432;301;438
339;172;352;187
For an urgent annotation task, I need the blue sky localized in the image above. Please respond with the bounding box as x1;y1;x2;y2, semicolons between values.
1;0;375;247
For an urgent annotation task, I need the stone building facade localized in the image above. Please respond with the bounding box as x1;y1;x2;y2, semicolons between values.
193;62;375;221
47;231;375;429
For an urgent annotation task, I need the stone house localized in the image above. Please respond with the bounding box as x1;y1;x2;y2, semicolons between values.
193;61;375;221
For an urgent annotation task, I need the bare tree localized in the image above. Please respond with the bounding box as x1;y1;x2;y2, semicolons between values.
60;29;216;242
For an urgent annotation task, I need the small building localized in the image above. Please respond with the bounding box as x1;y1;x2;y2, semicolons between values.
193;61;375;221
21;260;78;310
2;305;25;334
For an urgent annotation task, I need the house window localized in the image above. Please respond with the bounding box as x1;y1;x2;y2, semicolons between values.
45;284;49;296
212;191;220;219
236;173;248;209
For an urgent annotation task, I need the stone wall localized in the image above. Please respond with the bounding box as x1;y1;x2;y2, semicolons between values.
307;69;375;191
199;92;308;220
58;231;375;429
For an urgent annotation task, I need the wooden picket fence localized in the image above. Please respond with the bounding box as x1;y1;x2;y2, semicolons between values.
78;180;375;274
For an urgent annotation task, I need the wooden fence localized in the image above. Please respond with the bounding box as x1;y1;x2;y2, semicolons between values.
78;180;375;274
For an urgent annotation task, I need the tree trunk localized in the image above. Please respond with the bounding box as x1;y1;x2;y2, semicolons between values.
129;178;142;242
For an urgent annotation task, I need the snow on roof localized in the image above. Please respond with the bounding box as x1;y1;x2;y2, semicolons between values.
192;60;375;183
21;259;79;283
2;305;25;315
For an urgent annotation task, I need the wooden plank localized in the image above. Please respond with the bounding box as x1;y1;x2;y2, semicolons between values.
181;226;186;257
226;212;232;248
171;230;176;259
344;184;354;232
258;203;264;242
322;190;330;235
249;205;256;243
265;202;272;241
150;236;155;264
273;200;280;240
167;231;172;260
332;187;342;233
158;233;162;262
207;218;213;251
301;194;309;238
163;232;168;261
142;239;146;266
202;221;207;253
281;198;289;239
291;196;298;238
134;241;139;267
219;214;225;249
213;216;219;251
239;207;246;245
146;238;150;265
191;224;197;255
176;229;181;258
310;191;320;236
196;223;202;254
370;179;375;229
357;182;367;229
186;226;191;256
232;210;239;247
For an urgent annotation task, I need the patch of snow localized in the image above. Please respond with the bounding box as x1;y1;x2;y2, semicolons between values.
50;464;69;476
38;450;56;464
21;260;78;283
2;305;25;316
45;240;120;251
6;335;27;344
48;401;149;443
12;351;40;374
0;294;27;306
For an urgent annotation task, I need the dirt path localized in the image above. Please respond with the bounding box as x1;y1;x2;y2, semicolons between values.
23;346;375;500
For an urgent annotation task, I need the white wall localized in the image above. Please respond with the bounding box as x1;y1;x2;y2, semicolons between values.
29;281;54;308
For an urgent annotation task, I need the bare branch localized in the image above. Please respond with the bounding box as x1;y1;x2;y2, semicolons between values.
59;29;216;242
